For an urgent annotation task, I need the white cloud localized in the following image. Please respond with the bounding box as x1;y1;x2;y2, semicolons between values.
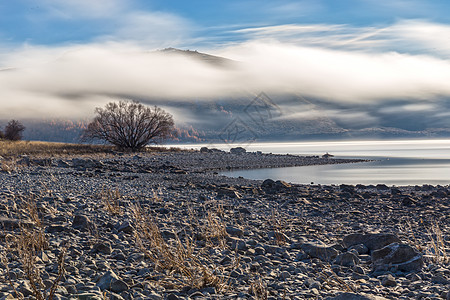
230;20;450;57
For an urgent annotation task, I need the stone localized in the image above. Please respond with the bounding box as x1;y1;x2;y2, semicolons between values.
349;243;369;255
217;187;241;198
279;271;291;280
326;292;389;300
92;241;112;255
0;217;33;230
230;147;246;154
334;252;360;267
74;293;104;300
372;243;423;272
300;242;339;261
401;196;417;206
261;179;291;193
343;233;400;252
167;294;180;300
72;215;92;231
226;226;244;237
96;270;119;291
200;147;210;153
381;274;397;287
431;274;449;284
231;238;247;251
117;222;133;234
109;279;129;293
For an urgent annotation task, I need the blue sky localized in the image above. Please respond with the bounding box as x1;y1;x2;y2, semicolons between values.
1;0;450;122
1;0;450;48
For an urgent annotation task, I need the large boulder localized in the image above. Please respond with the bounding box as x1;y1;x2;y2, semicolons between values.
230;147;246;154
261;179;291;193
372;243;423;272
343;233;400;252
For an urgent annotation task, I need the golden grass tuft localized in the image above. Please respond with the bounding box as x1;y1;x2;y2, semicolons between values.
426;222;449;265
1;196;66;300
131;203;225;291
98;187;123;215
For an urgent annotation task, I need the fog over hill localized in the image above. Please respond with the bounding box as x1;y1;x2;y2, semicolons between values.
3;48;450;144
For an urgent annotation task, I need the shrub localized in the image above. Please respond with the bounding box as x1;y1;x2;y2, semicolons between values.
82;100;175;151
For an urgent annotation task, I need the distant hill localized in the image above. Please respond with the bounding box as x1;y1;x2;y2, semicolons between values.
158;48;237;68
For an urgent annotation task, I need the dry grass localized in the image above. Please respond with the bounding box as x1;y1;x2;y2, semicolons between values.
0;140;187;159
1;159;17;173
425;222;449;265
204;211;229;248
1;197;66;300
270;209;287;246
131;203;226;291
400;219;448;265
98;187;123;215
249;277;268;300
0;140;115;158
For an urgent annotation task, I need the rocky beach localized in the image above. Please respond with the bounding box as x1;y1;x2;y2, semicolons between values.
0;149;449;300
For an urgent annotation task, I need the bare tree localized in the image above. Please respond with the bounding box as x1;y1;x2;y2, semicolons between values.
4;120;26;141
82;100;175;151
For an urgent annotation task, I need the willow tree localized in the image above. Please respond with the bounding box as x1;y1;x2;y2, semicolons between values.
82;100;175;151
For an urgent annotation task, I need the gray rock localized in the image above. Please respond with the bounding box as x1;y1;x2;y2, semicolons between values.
431;274;449;284
326;292;389;300
0;217;33;230
226;226;243;237
261;179;291;192
72;215;92;231
231;238;247;251
167;294;180;300
343;233;400;252
279;271;291;281
381;274;397;287
92;241;112;255
334;252;360;267
301;242;339;261
109;279;128;293
73;293;104;300
349;243;369;255
230;147;246;154
372;243;423;272
117;222;133;234
96;270;123;291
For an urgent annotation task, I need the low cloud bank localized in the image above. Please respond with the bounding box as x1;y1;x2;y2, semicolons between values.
1;20;450;121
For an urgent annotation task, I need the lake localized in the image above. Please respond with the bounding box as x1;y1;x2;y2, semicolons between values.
173;139;450;186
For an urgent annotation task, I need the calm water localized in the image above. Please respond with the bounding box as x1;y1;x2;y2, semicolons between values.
174;140;450;186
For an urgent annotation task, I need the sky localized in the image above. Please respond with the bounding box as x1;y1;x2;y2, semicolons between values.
1;0;450;125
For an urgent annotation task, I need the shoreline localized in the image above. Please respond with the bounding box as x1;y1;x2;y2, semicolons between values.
0;150;448;299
